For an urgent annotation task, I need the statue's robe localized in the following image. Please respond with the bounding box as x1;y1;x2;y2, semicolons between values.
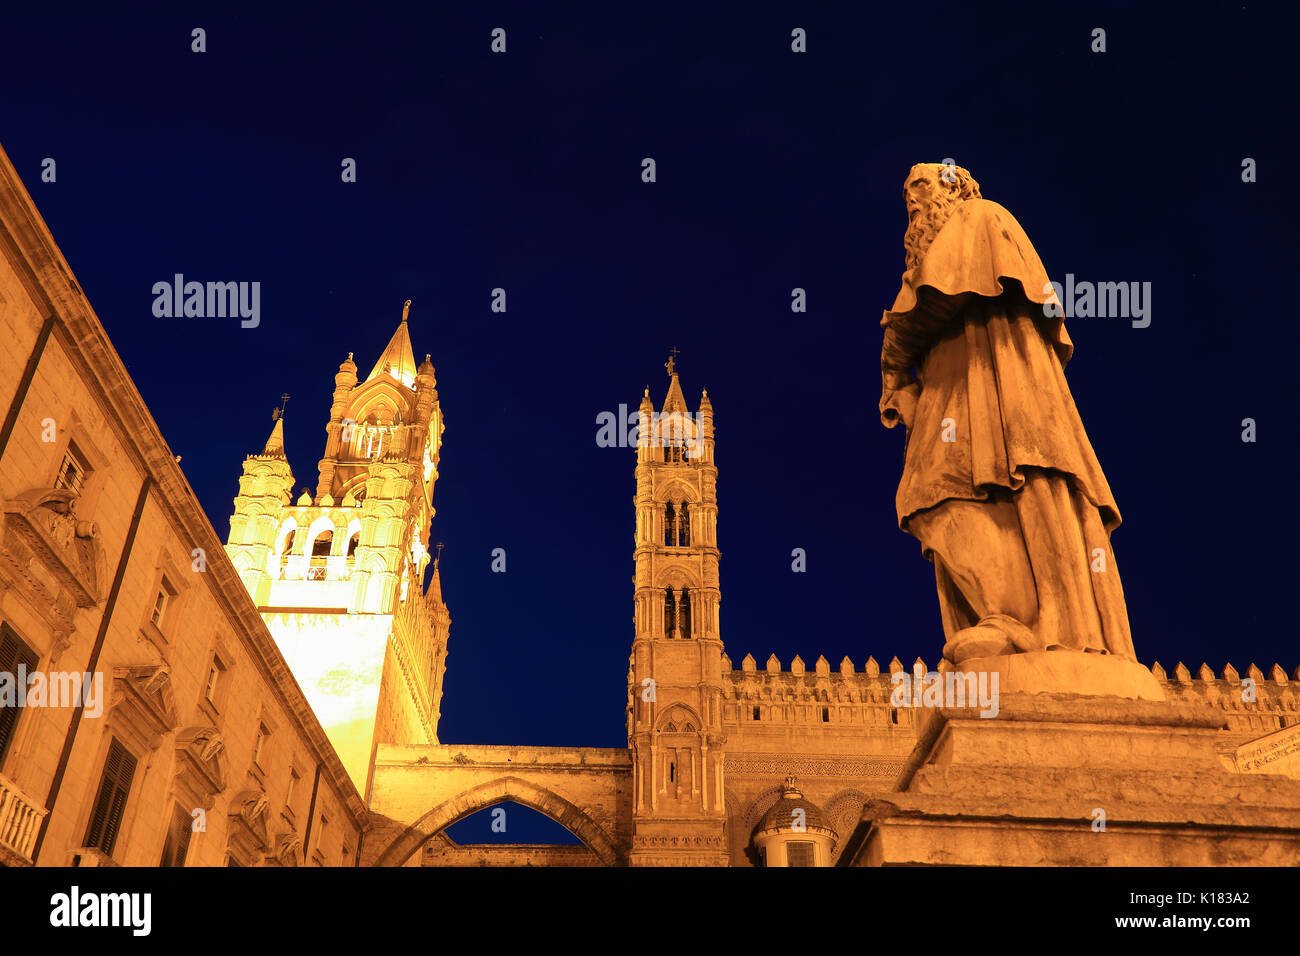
880;198;1135;660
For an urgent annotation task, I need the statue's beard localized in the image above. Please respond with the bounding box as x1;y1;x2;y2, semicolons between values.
903;193;965;273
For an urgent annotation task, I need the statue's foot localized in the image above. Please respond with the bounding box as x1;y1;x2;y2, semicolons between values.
943;614;1038;666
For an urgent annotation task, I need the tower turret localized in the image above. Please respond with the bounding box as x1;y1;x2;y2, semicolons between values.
223;300;451;796
627;352;728;866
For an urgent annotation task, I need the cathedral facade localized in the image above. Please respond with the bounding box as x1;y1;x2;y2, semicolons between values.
0;144;1296;868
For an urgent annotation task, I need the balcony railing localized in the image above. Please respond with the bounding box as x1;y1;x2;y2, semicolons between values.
0;771;48;866
277;555;355;581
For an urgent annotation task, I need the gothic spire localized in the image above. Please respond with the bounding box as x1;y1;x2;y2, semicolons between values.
661;347;689;414
261;415;286;457
365;299;419;386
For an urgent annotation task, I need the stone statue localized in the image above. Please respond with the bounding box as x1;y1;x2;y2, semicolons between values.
879;163;1136;669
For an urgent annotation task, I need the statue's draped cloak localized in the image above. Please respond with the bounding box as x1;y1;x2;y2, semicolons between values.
882;199;1119;532
880;198;1133;658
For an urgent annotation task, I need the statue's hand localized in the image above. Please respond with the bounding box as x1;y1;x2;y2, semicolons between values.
880;384;919;429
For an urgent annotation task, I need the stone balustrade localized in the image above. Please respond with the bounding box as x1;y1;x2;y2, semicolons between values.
0;771;47;866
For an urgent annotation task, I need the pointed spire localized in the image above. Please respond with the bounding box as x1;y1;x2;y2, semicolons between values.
661;347;689;414
366;300;418;386
261;395;290;457
261;417;286;457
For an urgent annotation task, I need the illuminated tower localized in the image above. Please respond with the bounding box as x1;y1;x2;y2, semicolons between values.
224;300;450;798
627;352;728;865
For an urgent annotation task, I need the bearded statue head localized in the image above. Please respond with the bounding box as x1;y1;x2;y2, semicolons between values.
902;162;982;273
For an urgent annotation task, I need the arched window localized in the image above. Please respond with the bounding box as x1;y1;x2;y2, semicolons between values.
311;530;333;556
664;588;676;638
279;530;296;555
664;502;675;547
346;532;361;557
679;588;692;640
678;501;690;546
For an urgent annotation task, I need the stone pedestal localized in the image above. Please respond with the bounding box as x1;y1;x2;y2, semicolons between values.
841;669;1300;866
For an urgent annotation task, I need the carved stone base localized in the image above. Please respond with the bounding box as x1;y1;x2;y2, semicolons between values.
956;649;1167;701
840;692;1300;866
629;819;729;867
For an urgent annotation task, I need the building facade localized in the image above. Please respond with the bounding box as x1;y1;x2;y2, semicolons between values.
0;146;366;867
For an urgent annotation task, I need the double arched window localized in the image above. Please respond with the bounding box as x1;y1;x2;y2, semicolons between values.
663;587;693;639
663;501;690;547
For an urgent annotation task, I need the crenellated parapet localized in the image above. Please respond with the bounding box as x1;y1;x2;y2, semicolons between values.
719;652;1299;741
1152;661;1298;739
720;653;929;731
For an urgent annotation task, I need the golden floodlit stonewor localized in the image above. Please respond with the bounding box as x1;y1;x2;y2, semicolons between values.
0;143;1296;868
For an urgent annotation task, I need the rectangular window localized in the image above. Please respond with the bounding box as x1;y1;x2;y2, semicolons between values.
253;723;271;768
55;442;90;496
84;738;137;858
159;802;194;867
314;814;329;865
787;841;815;867
147;574;179;639
286;768;300;810
150;588;168;627
204;655;226;707
0;626;40;768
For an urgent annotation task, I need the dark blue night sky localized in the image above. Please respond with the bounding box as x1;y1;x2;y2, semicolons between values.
3;0;1294;805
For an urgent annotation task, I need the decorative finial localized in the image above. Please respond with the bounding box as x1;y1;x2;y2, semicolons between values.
402;299;412;322
434;541;444;569
665;346;680;377
271;393;291;421
783;774;797;790
347;351;354;361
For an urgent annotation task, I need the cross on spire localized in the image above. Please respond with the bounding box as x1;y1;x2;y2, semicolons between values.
271;393;290;422
665;347;680;377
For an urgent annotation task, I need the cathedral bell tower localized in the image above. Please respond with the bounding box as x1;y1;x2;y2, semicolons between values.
627;352;728;866
224;301;451;798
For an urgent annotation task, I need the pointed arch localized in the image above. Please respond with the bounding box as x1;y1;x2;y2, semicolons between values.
655;703;703;733
274;518;298;556
346;378;413;423
371;776;619;867
654;480;700;504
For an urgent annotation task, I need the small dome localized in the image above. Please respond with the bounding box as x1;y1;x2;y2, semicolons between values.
757;778;834;835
